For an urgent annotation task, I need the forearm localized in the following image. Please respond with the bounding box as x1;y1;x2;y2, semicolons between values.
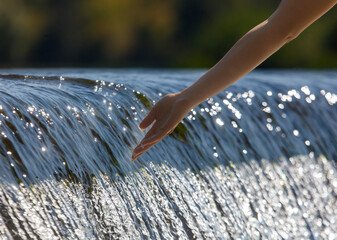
178;20;288;108
178;0;337;109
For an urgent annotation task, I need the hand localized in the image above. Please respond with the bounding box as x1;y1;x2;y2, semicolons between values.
132;92;192;161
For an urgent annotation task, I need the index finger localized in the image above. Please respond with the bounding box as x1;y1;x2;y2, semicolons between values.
139;121;171;147
132;130;168;161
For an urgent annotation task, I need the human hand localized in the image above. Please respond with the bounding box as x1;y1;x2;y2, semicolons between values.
131;92;192;161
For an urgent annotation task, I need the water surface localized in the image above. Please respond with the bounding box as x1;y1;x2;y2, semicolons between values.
0;69;336;239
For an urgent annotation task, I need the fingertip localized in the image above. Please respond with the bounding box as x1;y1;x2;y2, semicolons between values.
138;120;147;129
139;137;153;146
131;152;137;161
138;124;146;130
139;109;156;130
132;153;141;162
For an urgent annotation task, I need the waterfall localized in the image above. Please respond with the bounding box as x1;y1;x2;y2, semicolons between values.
0;69;336;239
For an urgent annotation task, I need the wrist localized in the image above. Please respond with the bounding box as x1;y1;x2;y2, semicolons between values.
175;89;201;109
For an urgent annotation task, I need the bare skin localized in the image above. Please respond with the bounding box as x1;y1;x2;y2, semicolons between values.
132;0;337;161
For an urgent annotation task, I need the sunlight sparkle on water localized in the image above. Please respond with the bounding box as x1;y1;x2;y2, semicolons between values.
301;86;310;95
216;118;224;126
0;70;336;239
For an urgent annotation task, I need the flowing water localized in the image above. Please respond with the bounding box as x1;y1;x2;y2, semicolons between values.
0;69;336;240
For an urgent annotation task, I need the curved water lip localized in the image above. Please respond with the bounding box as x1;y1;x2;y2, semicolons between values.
0;69;336;239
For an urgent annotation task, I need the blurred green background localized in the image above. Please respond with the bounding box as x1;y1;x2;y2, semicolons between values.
1;0;336;68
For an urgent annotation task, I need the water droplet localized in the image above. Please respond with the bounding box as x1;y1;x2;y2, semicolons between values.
306;97;312;103
309;94;315;101
301;86;310;95
266;123;273;131
216;118;224;126
293;129;299;136
231;121;238;128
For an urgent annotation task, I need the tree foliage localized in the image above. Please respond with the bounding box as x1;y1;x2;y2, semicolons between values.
0;0;336;68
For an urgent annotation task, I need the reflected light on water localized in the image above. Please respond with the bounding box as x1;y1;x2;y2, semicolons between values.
0;70;336;239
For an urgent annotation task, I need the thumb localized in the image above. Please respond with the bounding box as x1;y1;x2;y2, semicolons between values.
139;108;156;130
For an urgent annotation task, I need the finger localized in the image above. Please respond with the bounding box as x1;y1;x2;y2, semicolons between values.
132;122;161;155
138;120;164;144
132;140;156;161
135;129;169;156
139;108;156;130
140;128;168;147
132;136;164;161
132;121;171;161
141;122;177;146
133;122;167;154
132;145;145;161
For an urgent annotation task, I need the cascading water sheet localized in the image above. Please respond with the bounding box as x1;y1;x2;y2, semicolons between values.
0;69;336;239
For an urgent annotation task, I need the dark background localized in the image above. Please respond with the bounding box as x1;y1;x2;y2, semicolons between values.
1;0;336;68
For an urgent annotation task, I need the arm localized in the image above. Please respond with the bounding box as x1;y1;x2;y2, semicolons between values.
178;0;337;108
132;0;336;161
